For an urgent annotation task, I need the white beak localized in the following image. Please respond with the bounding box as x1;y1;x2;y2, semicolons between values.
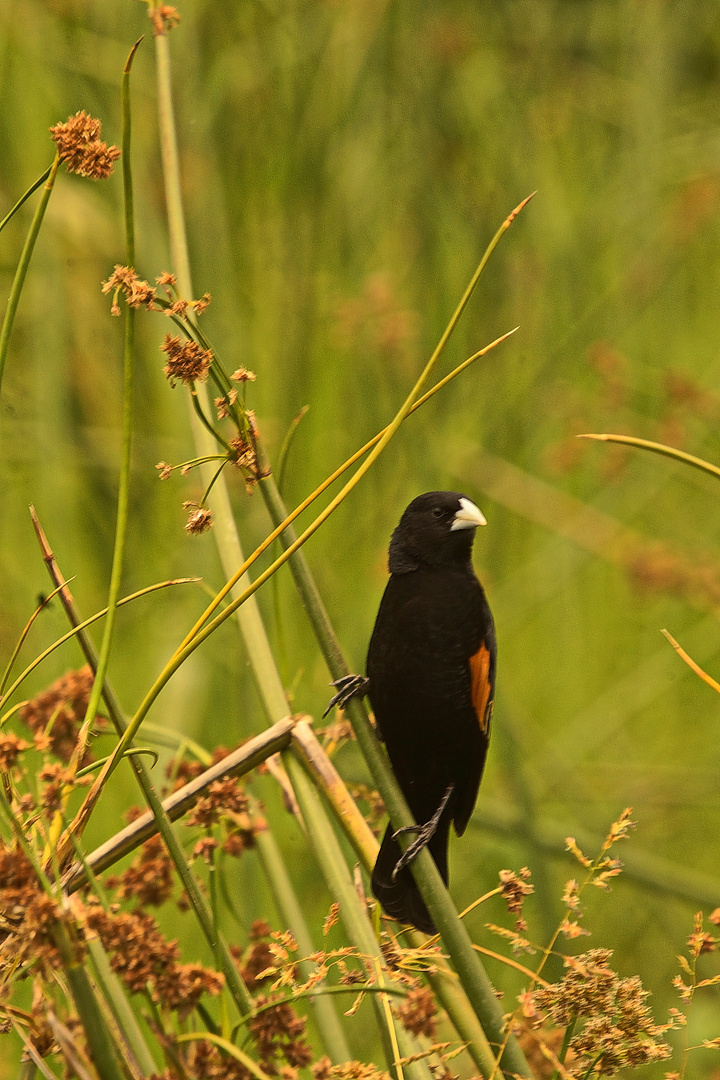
450;497;487;531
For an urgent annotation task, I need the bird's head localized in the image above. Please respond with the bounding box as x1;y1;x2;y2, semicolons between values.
388;491;487;573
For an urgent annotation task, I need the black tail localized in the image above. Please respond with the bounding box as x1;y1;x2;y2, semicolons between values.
371;816;451;936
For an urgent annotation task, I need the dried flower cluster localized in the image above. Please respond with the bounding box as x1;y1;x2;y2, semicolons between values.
183;501;214;534
105;834;175;907
499;866;534;922
19;666;102;764
162;334;214;387
149;3;180;35
0;845;65;972
525;949;672;1076
86;902;224;1015
313;1062;390;1080
50;111;120;179
101;266;210;321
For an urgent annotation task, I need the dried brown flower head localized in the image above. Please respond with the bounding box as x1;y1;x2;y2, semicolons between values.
395;985;437;1039
183;502;213;535
230;367;256;383
499;867;534;916
0;844;64;971
0;732;30;771
162;334;213;386
215;390;238;420
86;904;222;1016
106;834;174;907
228;435;257;472
101;266;158;316
186;777;249;829
193;837;219;864
50;111;120;179
156;461;173;480
38;762;89;814
149;4;180;35
529;949;671;1076
20;667;100;764
249;996;312;1071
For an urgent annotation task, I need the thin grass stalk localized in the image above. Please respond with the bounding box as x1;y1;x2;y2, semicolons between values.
283;752;434;1080
0;164;52;233
72;40;141;761
0;580;70;696
578;432;720;481
661;627;720;694
0;565;196;713
0;153;60;394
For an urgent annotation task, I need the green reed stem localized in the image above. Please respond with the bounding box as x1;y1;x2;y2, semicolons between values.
75;41;141;759
0;154;60;394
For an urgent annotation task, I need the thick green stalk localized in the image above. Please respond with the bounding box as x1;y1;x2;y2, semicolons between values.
284;752;434;1080
254;823;352;1064
53;923;128;1080
0;153;60;394
86;935;158;1077
152;22;356;1063
154;26;288;723
290;721;497;1077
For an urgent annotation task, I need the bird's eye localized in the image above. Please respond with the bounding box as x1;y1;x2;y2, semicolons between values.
431;506;444;519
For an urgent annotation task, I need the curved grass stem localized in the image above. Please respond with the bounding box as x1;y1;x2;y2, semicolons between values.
0;153;61;394
578;432;720;482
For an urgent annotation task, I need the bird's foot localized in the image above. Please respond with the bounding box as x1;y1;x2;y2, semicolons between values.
322;674;369;718
391;783;455;881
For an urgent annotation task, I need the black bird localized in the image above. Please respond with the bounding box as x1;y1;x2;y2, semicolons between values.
330;491;496;935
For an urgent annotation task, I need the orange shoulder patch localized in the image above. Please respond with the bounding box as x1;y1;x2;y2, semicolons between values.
469;643;494;734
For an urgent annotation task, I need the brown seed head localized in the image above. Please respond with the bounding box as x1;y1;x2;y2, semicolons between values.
50;111;120;179
162;334;213;386
183;503;213;535
149;5;180;35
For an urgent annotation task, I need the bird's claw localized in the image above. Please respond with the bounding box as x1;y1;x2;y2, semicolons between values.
322;674;369;718
391;783;455;881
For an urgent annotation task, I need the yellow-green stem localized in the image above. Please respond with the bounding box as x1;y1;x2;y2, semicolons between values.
0;153;61;393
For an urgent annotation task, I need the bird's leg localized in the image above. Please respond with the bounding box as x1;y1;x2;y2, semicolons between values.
391;783;455;881
322;674;370;718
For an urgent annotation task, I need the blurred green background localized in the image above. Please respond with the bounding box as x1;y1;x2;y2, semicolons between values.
2;0;720;1073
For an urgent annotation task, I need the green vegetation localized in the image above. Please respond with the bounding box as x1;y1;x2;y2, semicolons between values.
1;2;720;1077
